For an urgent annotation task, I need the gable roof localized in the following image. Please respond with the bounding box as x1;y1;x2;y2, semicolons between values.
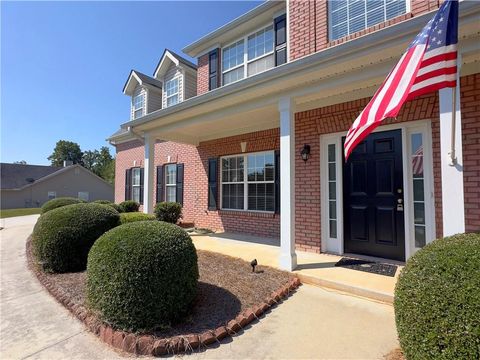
123;70;163;96
1;163;62;190
153;49;197;79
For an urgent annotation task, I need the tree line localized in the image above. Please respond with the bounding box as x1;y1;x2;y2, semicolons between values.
47;140;115;185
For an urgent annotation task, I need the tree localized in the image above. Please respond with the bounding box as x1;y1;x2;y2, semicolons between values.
48;140;83;166
14;160;27;164
81;146;115;184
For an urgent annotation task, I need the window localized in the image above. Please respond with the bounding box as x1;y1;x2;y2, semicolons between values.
47;191;56;200
329;0;407;41
327;144;337;238
78;191;89;202
247;25;274;76
222;24;276;85
222;40;245;85
132;168;142;203
164;164;177;202
221;152;275;212
165;78;179;107
411;133;426;248
133;94;144;119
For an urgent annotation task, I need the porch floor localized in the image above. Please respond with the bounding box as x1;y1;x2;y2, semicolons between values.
192;233;402;304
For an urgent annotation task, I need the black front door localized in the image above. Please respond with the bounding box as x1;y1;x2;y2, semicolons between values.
343;129;405;261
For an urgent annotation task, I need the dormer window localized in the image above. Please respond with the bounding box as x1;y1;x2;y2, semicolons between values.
133;93;144;119
165;77;179;107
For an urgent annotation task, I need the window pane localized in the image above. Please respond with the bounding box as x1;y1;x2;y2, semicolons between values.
223;67;244;85
329;200;337;220
247;25;274;61
132;168;141;186
328;163;336;181
222;40;244;72
328;144;336;162
166;186;176;202
329;182;336;200
415;225;426;248
134;109;143;119
329;220;337;238
413;179;424;202
132;187;140;203
247;54;274;76
165;164;176;185
167;94;178;107
414;202;425;225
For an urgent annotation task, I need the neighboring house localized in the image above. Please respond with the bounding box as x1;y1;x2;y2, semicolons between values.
0;163;114;209
109;0;480;269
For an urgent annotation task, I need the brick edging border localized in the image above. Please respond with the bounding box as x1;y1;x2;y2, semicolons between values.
26;238;301;356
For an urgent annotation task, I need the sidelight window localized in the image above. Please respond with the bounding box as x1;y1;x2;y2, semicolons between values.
411;133;426;248
328;144;338;238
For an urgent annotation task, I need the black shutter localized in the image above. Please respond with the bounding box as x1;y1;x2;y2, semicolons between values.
139;168;144;205
208;49;219;90
275;150;280;214
208;158;218;210
156;165;164;203
274;14;287;66
176;163;184;205
125;169;132;201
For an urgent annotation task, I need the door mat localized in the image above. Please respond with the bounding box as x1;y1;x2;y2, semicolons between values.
334;257;398;277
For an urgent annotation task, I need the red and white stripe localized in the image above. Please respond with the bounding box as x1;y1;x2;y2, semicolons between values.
412;146;424;176
344;43;457;160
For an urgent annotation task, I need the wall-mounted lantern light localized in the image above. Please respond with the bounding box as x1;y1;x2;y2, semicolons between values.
300;144;311;162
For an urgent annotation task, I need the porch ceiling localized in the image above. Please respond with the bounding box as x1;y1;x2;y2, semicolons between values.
119;2;480;145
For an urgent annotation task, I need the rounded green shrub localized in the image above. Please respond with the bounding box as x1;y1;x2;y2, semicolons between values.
32;203;120;273
118;200;140;213
154;202;182;224
395;233;480;360
93;200;112;204
86;221;198;332
41;197;84;213
119;212;156;224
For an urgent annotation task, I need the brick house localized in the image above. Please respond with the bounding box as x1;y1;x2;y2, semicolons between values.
108;0;480;270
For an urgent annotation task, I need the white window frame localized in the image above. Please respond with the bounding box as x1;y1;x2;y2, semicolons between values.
328;0;409;41
131;167;141;203
165;77;180;107
133;93;144;119
47;191;56;200
78;191;89;202
220;151;275;213
221;23;276;86
320;119;435;260
164;163;177;202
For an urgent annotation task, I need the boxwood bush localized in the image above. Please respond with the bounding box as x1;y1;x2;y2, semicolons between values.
86;221;198;332
41;197;84;213
32;203;120;273
394;233;480;360
118;200;140;213
93;200;121;212
154;202;182;224
119;212;156;224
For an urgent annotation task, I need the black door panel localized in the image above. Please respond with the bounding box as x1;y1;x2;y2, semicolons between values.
343;129;405;261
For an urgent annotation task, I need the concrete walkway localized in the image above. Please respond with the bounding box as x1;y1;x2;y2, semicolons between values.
192;234;402;303
1;216;399;359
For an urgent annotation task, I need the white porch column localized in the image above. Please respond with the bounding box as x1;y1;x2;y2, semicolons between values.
143;133;155;214
439;81;465;236
279;97;297;271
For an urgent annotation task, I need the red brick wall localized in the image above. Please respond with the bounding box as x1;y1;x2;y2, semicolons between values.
115;140;201;223
294;92;443;252
461;73;480;233
194;129;280;238
289;0;441;61
197;53;209;96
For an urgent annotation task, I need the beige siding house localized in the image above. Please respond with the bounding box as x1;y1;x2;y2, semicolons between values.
0;163;114;209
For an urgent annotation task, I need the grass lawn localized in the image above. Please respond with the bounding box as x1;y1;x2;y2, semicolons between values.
0;208;41;218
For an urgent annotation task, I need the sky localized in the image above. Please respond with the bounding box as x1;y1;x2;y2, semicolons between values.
1;0;261;165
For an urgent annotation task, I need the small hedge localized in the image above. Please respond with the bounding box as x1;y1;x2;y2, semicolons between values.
86;221;198;332
154;202;182;224
119;212;156;224
32;203;120;273
41;197;84;213
395;233;480;360
118;200;140;213
93;200;121;212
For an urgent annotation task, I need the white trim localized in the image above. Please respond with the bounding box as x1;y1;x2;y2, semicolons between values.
319;119;435;261
154;50;180;79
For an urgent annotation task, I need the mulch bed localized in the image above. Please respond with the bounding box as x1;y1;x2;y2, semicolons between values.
26;238;300;356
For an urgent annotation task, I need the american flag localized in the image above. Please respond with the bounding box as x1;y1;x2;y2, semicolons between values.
344;0;459;160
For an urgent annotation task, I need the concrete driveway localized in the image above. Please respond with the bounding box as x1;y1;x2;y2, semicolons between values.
0;215;399;359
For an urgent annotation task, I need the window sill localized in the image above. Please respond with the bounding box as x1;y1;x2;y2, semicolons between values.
217;209;276;218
